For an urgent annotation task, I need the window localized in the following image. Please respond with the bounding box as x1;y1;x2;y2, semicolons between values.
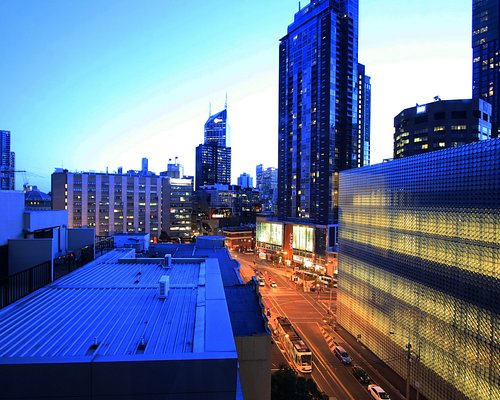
451;110;467;119
414;115;428;124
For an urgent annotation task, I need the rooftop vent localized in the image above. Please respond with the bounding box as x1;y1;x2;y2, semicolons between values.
163;254;172;268
159;275;170;299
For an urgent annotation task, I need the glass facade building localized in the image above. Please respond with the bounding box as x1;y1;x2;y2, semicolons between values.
204;109;227;147
277;0;367;226
338;139;500;400
473;0;500;138
0;130;15;190
357;63;371;167
195;108;231;189
256;164;278;214
394;98;491;159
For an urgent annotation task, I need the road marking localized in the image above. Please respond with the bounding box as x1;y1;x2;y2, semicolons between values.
294;323;358;400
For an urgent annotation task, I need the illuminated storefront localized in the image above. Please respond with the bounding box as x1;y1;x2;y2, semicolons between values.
338;139;500;400
255;218;333;274
255;220;284;260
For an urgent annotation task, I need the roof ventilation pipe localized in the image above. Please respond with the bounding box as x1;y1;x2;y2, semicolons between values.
159;275;170;299
163;254;172;268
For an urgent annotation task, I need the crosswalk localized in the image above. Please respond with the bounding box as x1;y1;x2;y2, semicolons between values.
321;326;338;351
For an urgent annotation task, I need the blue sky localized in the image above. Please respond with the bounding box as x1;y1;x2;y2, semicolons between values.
1;0;471;192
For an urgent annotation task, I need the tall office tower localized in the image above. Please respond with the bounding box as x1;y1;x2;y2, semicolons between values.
237;172;253;189
357;63;371;167
394;98;491;158
338;139;500;400
204;109;228;146
195;108;231;189
277;0;362;225
256;164;278;214
0;130;15;190
141;157;148;174
473;0;500;137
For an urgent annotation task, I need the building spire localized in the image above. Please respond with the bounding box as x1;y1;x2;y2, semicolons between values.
224;92;228;110
209;102;212;117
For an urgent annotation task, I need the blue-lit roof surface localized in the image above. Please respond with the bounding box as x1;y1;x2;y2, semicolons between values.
0;249;236;361
225;282;268;336
150;242;242;286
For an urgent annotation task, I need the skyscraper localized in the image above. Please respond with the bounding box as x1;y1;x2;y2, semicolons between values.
204;108;228;147
256;164;278;214
277;0;364;225
357;63;371;167
195;108;231;189
472;0;500;137
237;172;253;188
0;130;15;190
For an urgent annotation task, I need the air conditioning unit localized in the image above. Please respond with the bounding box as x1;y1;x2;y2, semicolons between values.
159;275;170;299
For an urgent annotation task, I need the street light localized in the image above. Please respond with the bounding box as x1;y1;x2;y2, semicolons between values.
389;331;419;400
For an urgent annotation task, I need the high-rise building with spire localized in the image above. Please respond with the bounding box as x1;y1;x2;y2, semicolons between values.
195;107;231;189
473;0;500;137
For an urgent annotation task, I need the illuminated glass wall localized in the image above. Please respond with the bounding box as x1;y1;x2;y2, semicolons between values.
292;225;314;253
256;221;283;246
338;139;499;400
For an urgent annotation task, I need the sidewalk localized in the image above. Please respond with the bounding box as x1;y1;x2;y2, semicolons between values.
324;323;427;400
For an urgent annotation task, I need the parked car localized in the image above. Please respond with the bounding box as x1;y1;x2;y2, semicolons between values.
333;345;352;365
270;281;277;288
367;384;390;399
352;365;370;384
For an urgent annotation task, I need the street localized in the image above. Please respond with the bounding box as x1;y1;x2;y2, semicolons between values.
232;250;421;400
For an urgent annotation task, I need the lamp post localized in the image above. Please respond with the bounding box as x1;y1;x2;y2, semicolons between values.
328;285;332;315
405;342;411;400
389;331;416;400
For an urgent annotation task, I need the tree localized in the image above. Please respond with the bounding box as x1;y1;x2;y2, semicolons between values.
271;364;329;400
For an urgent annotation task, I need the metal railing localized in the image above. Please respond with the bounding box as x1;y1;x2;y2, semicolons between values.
0;260;51;309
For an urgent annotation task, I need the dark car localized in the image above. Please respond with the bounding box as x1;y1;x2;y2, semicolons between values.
352;365;370;384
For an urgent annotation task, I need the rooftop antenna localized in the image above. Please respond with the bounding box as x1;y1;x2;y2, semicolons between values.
225;92;228;110
209;102;212;117
299;1;301;11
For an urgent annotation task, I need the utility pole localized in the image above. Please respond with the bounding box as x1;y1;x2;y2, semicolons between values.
406;342;412;400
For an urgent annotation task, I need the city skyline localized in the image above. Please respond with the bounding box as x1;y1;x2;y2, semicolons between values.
1;0;471;192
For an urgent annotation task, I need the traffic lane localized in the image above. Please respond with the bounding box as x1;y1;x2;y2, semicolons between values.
297;322;373;400
262;271;296;290
265;288;372;400
265;292;323;324
271;339;288;371
267;294;353;399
